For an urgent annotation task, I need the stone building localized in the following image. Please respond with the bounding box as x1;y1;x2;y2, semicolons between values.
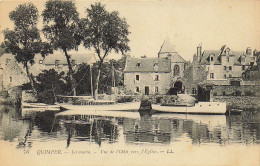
158;37;188;92
194;44;257;86
0;53;96;90
124;37;188;95
124;57;171;95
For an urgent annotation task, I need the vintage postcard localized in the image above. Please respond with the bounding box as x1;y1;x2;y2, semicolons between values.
0;0;259;165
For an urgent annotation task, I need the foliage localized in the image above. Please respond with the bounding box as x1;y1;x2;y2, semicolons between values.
4;3;52;94
73;63;92;95
42;0;81;96
36;69;67;104
116;96;134;103
72;56;126;95
80;2;130;98
245;91;255;96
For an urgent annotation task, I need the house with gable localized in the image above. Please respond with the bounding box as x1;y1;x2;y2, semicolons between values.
194;44;257;86
158;37;188;91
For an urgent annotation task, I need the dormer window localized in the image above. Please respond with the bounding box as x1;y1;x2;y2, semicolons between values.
6;58;11;65
154;63;159;70
71;60;75;65
55;60;59;66
210;56;214;61
241;57;245;63
226;48;230;55
136;63;141;67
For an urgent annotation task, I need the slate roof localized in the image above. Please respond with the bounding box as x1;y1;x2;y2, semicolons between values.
200;46;251;65
171;53;186;63
159;37;176;53
41;53;96;65
0;48;5;57
124;58;171;73
200;50;221;65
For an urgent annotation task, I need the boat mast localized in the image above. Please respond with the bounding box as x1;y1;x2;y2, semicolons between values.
111;62;116;94
90;64;93;97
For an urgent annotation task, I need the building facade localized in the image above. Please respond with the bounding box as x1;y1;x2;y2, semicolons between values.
124;57;172;95
0;53;96;90
158;37;188;90
124;37;188;95
194;44;257;85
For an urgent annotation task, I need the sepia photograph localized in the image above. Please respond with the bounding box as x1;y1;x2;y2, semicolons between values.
0;0;259;165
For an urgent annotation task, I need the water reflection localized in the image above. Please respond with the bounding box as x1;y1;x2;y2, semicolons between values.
0;105;259;149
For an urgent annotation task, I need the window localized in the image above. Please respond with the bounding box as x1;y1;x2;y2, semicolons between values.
224;74;226;79
136;86;140;93
242;65;245;70
154;75;159;81
9;76;12;83
229;66;232;71
154;63;159;70
229;74;232;78
241;57;245;63
39;60;43;64
210;56;214;61
136;75;139;81
136;63;141;67
210;73;214;79
174;65;180;76
155;86;159;93
6;58;11;65
227;57;229;62
224;66;226;70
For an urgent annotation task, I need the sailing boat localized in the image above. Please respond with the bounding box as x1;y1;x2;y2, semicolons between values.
56;61;140;111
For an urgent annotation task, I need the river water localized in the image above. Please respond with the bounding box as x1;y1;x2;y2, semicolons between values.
0;105;259;165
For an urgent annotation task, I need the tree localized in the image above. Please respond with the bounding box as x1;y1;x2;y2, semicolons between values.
4;3;52;94
36;69;67;104
42;0;81;96
81;3;130;98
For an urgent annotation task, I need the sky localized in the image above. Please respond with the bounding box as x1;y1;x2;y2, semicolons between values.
0;0;259;61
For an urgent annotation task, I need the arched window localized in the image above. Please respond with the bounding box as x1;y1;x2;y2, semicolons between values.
174;65;180;76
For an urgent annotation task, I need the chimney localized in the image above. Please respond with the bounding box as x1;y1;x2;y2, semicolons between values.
197;43;202;62
246;47;252;55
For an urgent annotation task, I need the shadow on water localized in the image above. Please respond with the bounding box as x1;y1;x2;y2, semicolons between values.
0;105;259;148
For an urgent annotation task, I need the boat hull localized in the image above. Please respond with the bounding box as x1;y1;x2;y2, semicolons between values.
57;102;140;112
152;102;226;114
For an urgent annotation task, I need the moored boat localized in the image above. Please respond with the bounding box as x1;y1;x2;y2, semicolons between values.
152;102;226;114
57;101;141;112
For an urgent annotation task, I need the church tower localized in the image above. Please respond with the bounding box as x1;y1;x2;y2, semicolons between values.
158;37;177;58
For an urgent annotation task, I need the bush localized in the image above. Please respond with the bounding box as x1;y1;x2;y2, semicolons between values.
245;91;255;96
233;91;241;96
0;91;9;98
116;95;134;103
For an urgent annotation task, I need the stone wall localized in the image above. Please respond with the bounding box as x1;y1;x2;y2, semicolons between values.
22;90;37;102
212;85;260;96
212;96;260;110
124;72;171;95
